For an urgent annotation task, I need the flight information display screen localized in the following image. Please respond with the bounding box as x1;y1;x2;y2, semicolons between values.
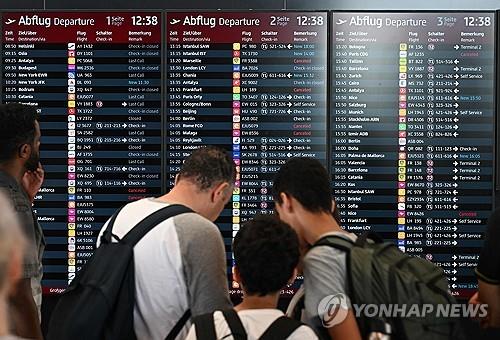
165;12;328;293
331;12;495;297
0;11;496;299
1;12;162;293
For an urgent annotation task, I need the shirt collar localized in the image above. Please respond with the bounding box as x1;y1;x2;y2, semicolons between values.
0;169;22;191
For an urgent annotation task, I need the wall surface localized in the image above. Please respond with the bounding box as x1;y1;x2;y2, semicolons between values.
0;0;499;10
286;0;500;10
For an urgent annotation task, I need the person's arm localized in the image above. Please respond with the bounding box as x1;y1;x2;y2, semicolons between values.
476;279;500;327
9;278;43;340
303;248;362;340
475;208;500;327
327;310;361;340
176;214;232;316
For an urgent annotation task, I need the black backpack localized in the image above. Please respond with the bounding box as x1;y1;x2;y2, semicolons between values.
194;309;306;340
311;231;463;340
48;204;193;340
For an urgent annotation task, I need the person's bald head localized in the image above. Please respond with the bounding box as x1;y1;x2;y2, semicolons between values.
0;190;26;294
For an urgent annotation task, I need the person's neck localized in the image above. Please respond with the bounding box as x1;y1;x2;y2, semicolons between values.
156;182;207;215
299;210;346;246
0;162;23;184
235;292;280;311
0;298;9;337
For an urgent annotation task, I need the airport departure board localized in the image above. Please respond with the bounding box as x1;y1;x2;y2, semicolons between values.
1;12;162;292
0;11;496;298
331;12;495;296
165;12;328;292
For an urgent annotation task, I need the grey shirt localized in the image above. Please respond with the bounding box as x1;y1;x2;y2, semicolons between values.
174;212;232;317
0;171;44;316
303;231;357;339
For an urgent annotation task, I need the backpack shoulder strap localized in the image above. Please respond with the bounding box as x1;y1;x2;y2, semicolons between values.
222;309;247;340
311;234;354;252
259;316;304;340
100;205;125;244
165;309;191;340
121;204;193;246
193;312;216;340
310;235;356;302
355;231;383;246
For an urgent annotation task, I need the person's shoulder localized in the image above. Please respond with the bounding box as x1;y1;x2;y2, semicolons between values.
212;310;225;321
173;211;222;247
0;170;16;187
193;310;222;323
174;211;218;231
121;197;155;210
199;311;227;333
119;199;197;222
0;175;29;210
305;233;355;262
302;233;355;278
0;335;31;340
288;324;319;340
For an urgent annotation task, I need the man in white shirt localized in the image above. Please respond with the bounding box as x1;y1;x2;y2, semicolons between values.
186;215;318;340
97;146;235;340
0;191;30;340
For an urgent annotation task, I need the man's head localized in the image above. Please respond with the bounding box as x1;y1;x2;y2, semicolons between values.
176;146;236;221
0;103;41;171
0;190;26;297
233;215;299;296
272;157;333;237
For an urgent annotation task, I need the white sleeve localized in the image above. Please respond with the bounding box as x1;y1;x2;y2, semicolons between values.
184;323;197;340
288;325;319;340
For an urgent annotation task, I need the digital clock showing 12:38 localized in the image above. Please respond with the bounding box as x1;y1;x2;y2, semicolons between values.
132;15;159;26
296;15;324;26
464;16;491;27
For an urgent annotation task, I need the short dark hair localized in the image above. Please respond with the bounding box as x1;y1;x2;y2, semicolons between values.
332;203;342;225
273;157;331;213
0;103;39;162
178;146;236;190
233;215;299;296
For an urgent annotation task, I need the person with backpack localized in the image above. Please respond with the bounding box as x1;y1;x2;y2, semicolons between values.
272;157;361;340
186;215;318;340
48;146;235;340
273;158;460;340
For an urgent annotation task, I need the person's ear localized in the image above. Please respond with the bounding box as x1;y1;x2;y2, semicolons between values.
212;182;230;203
174;174;179;186
331;199;336;213
18;143;31;160
233;266;242;284
279;192;293;212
